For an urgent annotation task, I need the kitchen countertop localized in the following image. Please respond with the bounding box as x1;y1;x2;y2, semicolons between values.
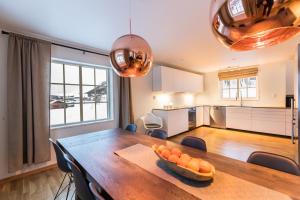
152;105;294;111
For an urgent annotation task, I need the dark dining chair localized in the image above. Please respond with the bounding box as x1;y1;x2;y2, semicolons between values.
49;138;73;200
65;157;95;200
247;151;300;176
181;136;207;152
125;123;137;133
89;182;105;200
150;129;167;140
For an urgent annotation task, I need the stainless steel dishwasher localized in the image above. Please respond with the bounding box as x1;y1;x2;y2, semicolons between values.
210;106;226;128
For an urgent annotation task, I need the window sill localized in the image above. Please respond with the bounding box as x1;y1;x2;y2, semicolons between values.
50;119;114;130
221;98;259;101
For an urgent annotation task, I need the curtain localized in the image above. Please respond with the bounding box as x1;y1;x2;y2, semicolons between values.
119;77;134;129
218;66;258;80
7;34;51;172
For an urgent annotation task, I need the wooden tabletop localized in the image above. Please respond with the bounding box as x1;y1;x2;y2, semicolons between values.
57;128;300;200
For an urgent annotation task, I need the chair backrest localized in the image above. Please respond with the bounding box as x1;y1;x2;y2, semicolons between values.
49;138;71;173
65;157;94;200
89;182;105;200
181;136;207;152
247;151;300;176
142;113;162;126
125;124;137;133
151;129;167;140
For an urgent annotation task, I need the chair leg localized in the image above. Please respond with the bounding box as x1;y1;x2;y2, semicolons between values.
75;194;81;200
65;182;71;200
65;174;73;200
54;173;68;199
70;190;75;200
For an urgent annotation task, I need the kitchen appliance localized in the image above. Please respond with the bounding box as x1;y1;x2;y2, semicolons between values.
210;106;226;129
286;95;294;108
290;98;296;144
188;107;196;130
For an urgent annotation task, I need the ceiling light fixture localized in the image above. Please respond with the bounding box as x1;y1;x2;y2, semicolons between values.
109;0;153;77
210;0;300;51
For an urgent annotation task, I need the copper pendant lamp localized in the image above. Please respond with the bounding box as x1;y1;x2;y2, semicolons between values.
210;0;300;51
109;1;153;77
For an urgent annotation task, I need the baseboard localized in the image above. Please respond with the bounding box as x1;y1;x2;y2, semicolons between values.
0;164;57;185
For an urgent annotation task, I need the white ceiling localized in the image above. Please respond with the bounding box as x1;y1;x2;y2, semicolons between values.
0;0;299;73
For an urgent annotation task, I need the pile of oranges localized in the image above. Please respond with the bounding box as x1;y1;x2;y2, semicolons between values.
152;144;212;173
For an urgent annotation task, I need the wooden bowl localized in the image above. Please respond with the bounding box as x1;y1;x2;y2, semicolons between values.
154;151;215;181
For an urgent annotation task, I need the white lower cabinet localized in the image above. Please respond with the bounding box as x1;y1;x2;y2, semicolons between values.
196;106;204;127
203;106;210;126
226;107;295;136
226;107;251;131
153;109;189;137
251;108;286;135
153;106;297;138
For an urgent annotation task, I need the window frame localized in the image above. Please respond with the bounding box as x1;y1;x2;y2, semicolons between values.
220;76;259;101
50;59;113;127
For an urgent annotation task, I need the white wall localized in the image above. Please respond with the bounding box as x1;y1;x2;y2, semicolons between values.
286;60;295;95
0;31;119;180
196;61;292;107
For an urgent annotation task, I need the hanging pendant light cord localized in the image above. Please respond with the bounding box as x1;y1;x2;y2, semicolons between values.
129;0;132;35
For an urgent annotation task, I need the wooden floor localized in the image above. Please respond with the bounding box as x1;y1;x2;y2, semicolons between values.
0;168;75;200
169;126;299;163
0;127;298;200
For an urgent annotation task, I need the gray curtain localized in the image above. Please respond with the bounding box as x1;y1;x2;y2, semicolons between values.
119;77;134;129
7;34;51;172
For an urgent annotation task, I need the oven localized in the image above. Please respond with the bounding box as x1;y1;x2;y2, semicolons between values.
188;107;196;130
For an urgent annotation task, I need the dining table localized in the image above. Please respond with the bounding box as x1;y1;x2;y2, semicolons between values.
57;128;300;200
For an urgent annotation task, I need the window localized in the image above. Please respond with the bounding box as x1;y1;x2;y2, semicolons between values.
228;0;245;17
50;61;112;126
221;77;257;100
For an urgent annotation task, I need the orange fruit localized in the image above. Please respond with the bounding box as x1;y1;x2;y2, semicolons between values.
177;154;191;167
171;147;182;157
180;153;191;160
157;145;166;153
186;158;200;172
168;154;179;163
198;160;212;173
177;157;190;167
161;149;171;159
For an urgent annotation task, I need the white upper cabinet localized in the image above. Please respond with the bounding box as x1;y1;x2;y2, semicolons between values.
153;66;203;93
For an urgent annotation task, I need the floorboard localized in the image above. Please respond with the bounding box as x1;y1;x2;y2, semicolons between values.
0;168;75;200
169;126;298;163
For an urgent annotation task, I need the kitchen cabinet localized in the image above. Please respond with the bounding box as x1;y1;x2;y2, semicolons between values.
196;106;204;127
226;107;297;137
203;106;210;125
226;107;252;131
152;66;203;93
153;109;189;137
251;108;286;136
